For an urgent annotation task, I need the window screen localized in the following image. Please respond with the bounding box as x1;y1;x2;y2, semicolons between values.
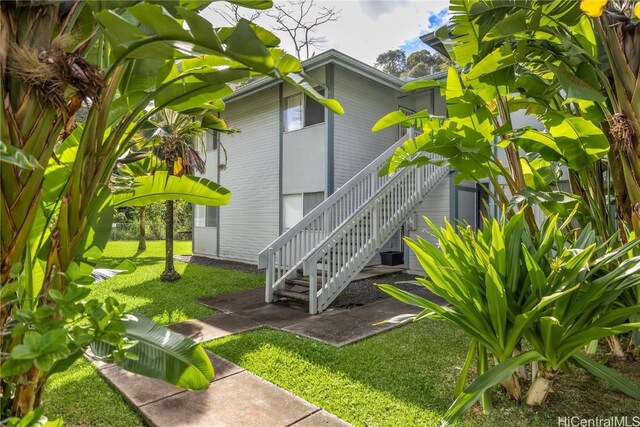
204;132;217;151
205;206;218;227
304;89;325;127
303;192;324;215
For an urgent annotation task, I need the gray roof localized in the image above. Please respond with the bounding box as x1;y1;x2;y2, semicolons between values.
419;29;449;58
226;49;445;103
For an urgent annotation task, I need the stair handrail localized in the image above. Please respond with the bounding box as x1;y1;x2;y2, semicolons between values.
301;161;431;273
257;130;415;268
302;157;448;313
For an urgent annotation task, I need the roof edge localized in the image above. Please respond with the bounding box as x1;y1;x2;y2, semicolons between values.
226;49;405;103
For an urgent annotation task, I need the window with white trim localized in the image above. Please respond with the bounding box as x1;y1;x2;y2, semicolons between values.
283;192;324;229
194;205;218;227
283;89;325;132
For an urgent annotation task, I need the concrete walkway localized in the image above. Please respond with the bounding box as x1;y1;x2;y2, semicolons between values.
91;285;445;426
91;345;351;426
198;286;445;346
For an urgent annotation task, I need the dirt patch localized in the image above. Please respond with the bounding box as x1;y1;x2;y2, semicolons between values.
175;255;264;275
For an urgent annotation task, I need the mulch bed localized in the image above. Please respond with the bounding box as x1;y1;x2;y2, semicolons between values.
331;272;424;309
178;254;427;310
175;254;264;275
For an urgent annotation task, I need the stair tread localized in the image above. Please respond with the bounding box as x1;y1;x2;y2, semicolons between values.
274;289;310;302
285;279;310;287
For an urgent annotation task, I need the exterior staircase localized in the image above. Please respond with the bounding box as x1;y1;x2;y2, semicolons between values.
257;130;448;314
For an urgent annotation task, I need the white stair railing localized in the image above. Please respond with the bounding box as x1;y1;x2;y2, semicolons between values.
303;158;448;314
258;132;415;303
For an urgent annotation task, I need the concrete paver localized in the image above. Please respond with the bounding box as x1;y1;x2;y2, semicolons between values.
99;352;243;407
292;410;353;426
168;313;261;343
139;370;322;427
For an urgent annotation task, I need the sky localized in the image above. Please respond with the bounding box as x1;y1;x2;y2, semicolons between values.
202;1;450;66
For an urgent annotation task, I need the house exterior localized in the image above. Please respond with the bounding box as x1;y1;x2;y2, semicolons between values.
193;49;460;276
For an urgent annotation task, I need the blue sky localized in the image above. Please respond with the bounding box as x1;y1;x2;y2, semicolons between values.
204;1;450;65
401;7;448;53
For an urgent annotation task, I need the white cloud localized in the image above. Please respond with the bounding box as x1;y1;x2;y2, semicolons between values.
358;0;410;20
202;0;449;66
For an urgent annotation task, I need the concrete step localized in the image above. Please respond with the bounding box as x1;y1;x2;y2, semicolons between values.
274;289;310;302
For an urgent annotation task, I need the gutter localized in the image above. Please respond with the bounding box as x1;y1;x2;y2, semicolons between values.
226;49;406;103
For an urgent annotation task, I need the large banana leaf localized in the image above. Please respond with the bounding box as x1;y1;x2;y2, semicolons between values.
112;171;231;207
91;315;214;390
542;112;610;171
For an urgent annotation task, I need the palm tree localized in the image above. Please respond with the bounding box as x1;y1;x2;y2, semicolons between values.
145;110;209;281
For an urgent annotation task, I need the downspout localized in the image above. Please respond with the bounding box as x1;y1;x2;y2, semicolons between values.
279;83;284;234
326;63;335;196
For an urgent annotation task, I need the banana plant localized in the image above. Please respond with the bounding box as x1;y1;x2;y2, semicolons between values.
0;0;343;419
379;212;640;424
374;0;640;239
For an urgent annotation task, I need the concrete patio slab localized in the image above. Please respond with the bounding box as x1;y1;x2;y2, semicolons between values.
168;313;261;343
237;303;312;329
99;352;243;407
200;287;312;329
199;287;265;313
139;370;319;427
292;410;353;426
281;298;422;346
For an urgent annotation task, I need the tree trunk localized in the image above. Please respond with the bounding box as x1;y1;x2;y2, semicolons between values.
501;373;522;401
11;367;41;417
526;368;556;406
607;336;626;359
138;206;146;252
161;160;180;282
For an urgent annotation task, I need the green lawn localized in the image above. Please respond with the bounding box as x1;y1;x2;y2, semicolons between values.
43;240;639;427
43;240;263;426
206;327;640;427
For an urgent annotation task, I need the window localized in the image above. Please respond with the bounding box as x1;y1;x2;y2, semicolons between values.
283;192;324;228
203;132;217;152
398;106;416;139
205;206;218;227
194;205;218;228
283;89;325;132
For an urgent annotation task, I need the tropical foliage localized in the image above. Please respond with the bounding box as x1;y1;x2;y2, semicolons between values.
374;0;640;423
0;0;342;420
115;109;226;281
381;213;640;424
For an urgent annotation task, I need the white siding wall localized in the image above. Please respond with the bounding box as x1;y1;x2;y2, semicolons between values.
216;87;281;264
405;174;451;275
333;67;399;188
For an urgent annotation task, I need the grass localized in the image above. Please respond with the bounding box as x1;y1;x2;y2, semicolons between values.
90;240;264;324
205;325;640;427
43;240;263;426
42;240;639;426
